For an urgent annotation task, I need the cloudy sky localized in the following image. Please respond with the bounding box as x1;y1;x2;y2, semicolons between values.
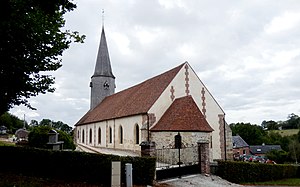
10;0;300;127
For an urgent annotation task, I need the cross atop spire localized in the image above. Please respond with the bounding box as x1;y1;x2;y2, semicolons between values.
102;9;105;27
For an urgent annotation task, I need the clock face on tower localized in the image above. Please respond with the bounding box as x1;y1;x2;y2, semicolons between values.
103;81;110;90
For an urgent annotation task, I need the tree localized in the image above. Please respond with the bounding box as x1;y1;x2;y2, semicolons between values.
266;149;288;164
28;125;51;149
283;113;300;129
39;119;52;126
57;130;75;150
0;112;25;133
230;122;267;145
0;0;85;115
261;120;278;130
28;126;75;150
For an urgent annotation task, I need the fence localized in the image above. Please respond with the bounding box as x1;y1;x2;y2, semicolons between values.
155;145;198;169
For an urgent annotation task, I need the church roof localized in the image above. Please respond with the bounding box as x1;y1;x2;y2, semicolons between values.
151;96;213;132
93;26;115;78
76;63;185;126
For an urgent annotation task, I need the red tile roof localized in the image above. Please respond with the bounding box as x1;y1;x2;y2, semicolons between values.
150;96;213;132
76;63;185;126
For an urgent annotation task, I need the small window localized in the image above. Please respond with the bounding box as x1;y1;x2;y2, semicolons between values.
98;127;101;144
257;149;261;152
89;128;92;144
109;127;112;143
119;126;123;144
82;129;85;143
135;124;139;145
243;149;246;155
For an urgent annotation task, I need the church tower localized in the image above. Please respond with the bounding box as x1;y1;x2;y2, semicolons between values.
90;26;115;110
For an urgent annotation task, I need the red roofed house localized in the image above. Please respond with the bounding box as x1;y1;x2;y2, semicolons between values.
75;26;233;162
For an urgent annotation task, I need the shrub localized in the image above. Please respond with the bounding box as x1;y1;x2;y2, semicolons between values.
217;160;299;184
0;146;155;185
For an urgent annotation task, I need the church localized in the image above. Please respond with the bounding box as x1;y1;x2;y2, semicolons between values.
75;26;232;162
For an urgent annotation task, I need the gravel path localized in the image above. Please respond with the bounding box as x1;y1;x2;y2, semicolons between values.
157;174;243;187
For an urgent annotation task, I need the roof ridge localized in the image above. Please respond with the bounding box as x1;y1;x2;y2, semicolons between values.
76;62;186;125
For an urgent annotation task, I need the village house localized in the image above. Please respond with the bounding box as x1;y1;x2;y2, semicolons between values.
75;26;233;162
232;135;250;159
250;144;282;156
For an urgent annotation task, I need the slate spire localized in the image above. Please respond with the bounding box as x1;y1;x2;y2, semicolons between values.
93;26;115;78
90;26;115;110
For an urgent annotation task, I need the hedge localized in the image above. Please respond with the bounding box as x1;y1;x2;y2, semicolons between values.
217;160;299;184
0;146;156;186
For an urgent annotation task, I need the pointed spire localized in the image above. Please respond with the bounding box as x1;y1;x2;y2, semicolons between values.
92;26;115;78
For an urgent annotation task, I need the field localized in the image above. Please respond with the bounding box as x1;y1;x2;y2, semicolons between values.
268;129;299;137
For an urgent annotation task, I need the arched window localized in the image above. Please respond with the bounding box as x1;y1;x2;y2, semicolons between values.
98;127;101;144
119;126;123;144
89;128;92;144
109;127;112;143
82;129;85;143
135;124;139;145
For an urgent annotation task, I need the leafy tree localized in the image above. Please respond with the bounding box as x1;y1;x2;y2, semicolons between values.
57;130;75;150
0;112;25;133
39;119;52;126
0;0;85;115
230;122;267;145
288;139;300;164
261;120;278;130
29;119;39;126
28;126;75;150
266;150;288;164
28;125;51;149
282;113;300;129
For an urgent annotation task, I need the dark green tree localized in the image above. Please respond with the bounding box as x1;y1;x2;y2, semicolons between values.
230;122;267;145
283;113;300;129
28;125;51;149
266;149;289;164
0;0;85;115
57;130;75;150
29;119;39;126
39;119;52;126
0;112;25;133
261;120;278;130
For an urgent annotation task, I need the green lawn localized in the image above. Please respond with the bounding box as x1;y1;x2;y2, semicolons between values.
0;139;15;146
244;178;300;186
269;129;299;137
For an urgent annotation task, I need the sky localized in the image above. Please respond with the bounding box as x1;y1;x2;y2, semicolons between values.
10;0;300;127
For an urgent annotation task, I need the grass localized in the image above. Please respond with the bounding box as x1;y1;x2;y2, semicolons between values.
0;138;15;146
243;178;300;186
269;129;299;137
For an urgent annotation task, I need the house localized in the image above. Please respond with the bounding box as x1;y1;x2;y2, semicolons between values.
75;26;233;162
250;144;282;156
232;135;250;159
0;126;7;134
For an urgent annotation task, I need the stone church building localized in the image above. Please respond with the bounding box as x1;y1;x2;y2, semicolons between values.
75;26;232;162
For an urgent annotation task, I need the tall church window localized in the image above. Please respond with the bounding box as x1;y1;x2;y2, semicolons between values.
109;127;112;143
82;129;85;143
78;130;80;140
135;124;139;145
98;127;101;144
89;128;92;144
119;126;123;144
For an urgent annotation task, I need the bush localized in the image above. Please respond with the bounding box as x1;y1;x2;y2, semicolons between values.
0;146;156;186
28;125;51;148
217;160;299;184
